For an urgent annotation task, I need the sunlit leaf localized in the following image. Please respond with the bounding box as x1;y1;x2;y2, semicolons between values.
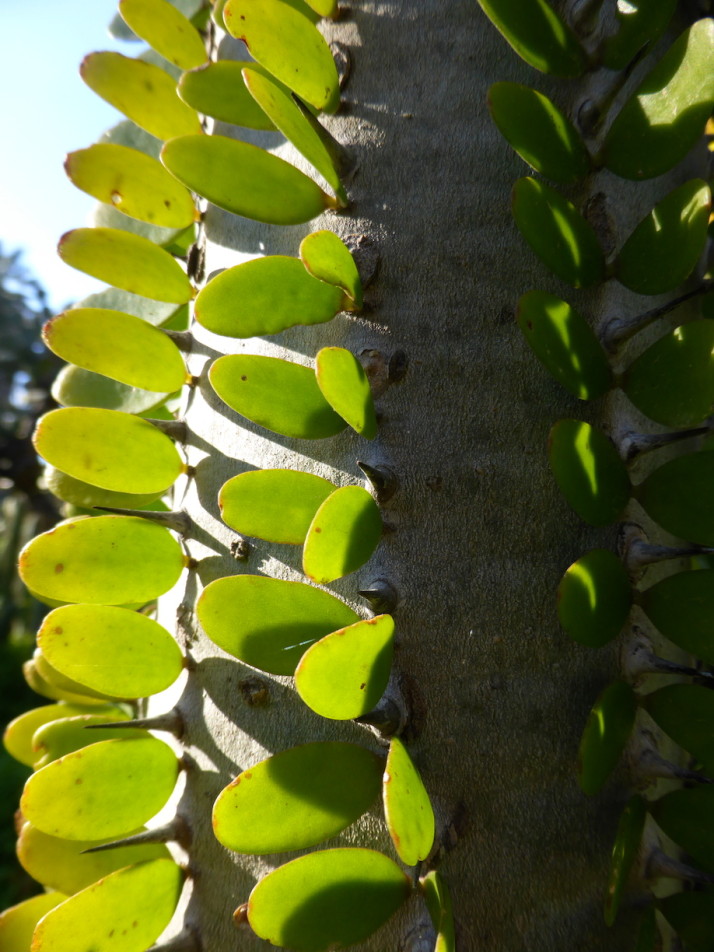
603;0;676;70
315;347;377;438
577;681;636;795
642;569;714;663
76;285;185;327
195;256;345;338
512;178;604;287
32;858;183;952
638;451;714;545
58;228;194;304
299;230;362;307
557;549;631;648
615;180;710;294
46;466;168;511
23;657;120;706
32;714;144;769
219;469;334;544
650;786;714;874
119;0;207;69
658;887;714;951
247;848;412;951
548;420;630;526
303;486;382;583
644;684;714;776
64;144;196;229
196;574;358;675
161;134;334;224
80;51;202;140
0;893;68;950
223;0;340;111
178;61;277;129
17;822;171;896
295;615;394;719
21;737;178;840
209;354;346;439
476;0;585;75
420;871;456;952
33;408;183;495
51;365;171;414
383;737;435;866
4;702;124;768
489;82;590;183
604;796;646;926
213;742;381;854
517;291;610;399
38;604;183;699
33;649;116;702
19;516;185;605
305;0;337;16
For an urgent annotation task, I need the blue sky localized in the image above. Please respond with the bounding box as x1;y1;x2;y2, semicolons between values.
0;0;137;309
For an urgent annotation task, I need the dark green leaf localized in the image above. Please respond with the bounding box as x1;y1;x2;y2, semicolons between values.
604;796;647;926
638;451;714;545
557;549;631;648
650;786;714;874
577;681;636;795
476;0;585;76
659;887;714;951
642;569;714;664
602;0;676;71
644;684;714;776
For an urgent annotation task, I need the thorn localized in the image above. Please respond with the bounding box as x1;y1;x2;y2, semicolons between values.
81;816;191;854
145;419;188;442
357;460;398;503
619;523;714;571
355;695;404;736
635;746;714;785
646;847;714;886
600;282;712;351
94;507;193;535
359;578;399;614
619;424;711;460
83;709;184;738
623;630;714;682
344;235;380;290
162;329;194;353
147;928;202;952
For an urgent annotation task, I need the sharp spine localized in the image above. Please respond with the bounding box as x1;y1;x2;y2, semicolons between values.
81;816;191;854
94;507;193;535
83;708;184;737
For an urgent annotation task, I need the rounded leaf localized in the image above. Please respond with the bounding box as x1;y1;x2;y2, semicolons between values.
638;451;714;545
476;0;585;76
642;569;714;664
4;702;123;768
299;230;362;307
58;228;194;304
577;681;636;795
420;871;456;952
32;714;143;769
659;887;714;951
604;796;647;927
383;737;435;866
195;256;345;338
38;604;183;699
119;0;207;69
512;178;603;288
650;786;714;874
196;575;358;675
517;291;611;399
45;466;166;511
557;549;632;648
76;285;185;326
315;347;377;438
21;737;179;840
209;354;346;439
0;893;68;950
51;365;171;414
23;657;121;706
33;408;183;495
295;615;394;719
219;469;334;544
303;485;382;583
19;516;185;605
178;60;278;129
247;848;412;951
603;0;676;70
213;742;381;854
644;684;714;776
548;420;630;526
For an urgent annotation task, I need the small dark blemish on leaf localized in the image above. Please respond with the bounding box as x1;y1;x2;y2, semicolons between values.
55;563;64;574
241;375;247;381
360;683;366;690
314;527;322;533
54;626;63;634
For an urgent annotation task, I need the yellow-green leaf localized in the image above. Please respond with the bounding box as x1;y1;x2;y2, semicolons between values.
383;737;435;865
299;230;362;306
119;0;207;69
178;61;278;129
303;485;382;583
0;893;68;950
315;347;378;438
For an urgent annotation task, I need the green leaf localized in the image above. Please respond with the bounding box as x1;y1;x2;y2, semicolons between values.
635;906;659;952
119;0;207;69
51;365;171;414
32;858;183;952
195;256;345;338
23;657;123;705
223;0;340;111
557;549;631;648
623;321;714;426
299;230;362;307
420;871;456;952
209;354;347;439
80;51;202;140
604;796;647;927
659;887;714;951
17;822;171;895
638;451;714;545
47;464;167;511
305;0;337;16
32;650;115;702
0;893;68;949
615;180;711;294
58;228;194;304
548;420;630;526
512;178;604;288
18;515;185;605
242;67;346;202
488;82;590;183
642;569;714;664
3;702;124;768
76;285;185;327
219;469;334;544
38;604;183;700
162;134;335;225
247;848;412;951
577;681;636;795
303;486;382;583
295;615;394;719
32;714;144;769
602;0;676;71
213;742;381;854
91;193;186;250
64;144;196;229
196;575;358;675
517;291;611;399
33;408;183;495
178;61;278;129
644;684;714;776
650;786;714;874
383;737;435;866
476;0;585;76
604;20;714;180
315;347;377;438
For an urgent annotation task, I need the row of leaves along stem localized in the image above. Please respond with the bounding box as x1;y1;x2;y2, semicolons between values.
479;0;714;948
0;1;455;951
